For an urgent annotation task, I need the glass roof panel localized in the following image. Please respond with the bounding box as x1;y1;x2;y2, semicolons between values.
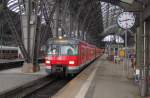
7;0;25;13
102;35;124;43
7;0;46;23
101;2;123;29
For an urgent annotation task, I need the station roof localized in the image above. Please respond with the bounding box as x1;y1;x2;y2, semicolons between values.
1;0;141;46
5;0;137;32
101;2;123;35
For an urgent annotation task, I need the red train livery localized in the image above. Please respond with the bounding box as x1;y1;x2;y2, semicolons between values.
45;38;103;75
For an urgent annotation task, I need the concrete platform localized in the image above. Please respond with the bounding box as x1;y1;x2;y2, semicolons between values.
52;56;141;98
0;59;23;63
0;64;48;93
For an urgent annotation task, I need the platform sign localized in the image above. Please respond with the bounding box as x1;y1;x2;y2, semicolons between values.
119;50;125;57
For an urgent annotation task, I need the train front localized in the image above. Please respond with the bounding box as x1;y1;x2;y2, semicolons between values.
45;39;79;75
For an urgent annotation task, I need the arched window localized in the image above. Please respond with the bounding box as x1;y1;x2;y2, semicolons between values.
102;35;124;43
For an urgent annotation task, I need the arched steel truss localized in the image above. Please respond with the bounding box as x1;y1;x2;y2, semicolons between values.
0;0;140;64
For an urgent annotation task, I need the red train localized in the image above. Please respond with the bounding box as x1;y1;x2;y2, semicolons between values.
45;38;103;75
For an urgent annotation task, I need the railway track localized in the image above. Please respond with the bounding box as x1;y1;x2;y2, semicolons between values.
0;75;52;98
0;58;96;98
0;75;72;98
24;77;71;98
24;59;96;98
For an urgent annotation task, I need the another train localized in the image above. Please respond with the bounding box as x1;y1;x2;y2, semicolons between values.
45;38;103;75
0;46;22;59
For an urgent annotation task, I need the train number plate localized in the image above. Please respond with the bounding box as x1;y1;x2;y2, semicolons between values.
46;66;51;69
52;66;63;72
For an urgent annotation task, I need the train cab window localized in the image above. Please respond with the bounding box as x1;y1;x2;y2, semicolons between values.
60;45;78;56
47;44;78;56
47;45;59;56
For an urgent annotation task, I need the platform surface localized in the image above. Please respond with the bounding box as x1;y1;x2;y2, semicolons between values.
0;59;23;63
52;56;141;98
0;64;47;93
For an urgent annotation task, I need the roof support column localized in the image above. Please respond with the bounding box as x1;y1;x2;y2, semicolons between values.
21;0;40;72
139;8;150;96
53;0;61;38
69;10;73;37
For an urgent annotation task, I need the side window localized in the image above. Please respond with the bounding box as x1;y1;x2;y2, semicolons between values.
3;50;6;53
60;45;78;56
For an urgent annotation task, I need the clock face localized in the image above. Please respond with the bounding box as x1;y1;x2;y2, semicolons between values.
117;12;135;29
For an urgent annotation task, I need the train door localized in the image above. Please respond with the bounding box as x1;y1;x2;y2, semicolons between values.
80;43;85;64
87;47;90;61
78;43;82;66
80;45;84;64
85;45;88;62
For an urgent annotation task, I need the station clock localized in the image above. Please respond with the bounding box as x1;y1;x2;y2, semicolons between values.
117;12;135;29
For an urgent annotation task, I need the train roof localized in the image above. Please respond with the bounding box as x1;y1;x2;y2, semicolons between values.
47;38;97;48
48;38;80;45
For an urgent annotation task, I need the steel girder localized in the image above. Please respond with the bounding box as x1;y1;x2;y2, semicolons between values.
3;9;29;61
100;1;138;47
99;0;142;11
40;0;56;46
101;2;123;34
74;0;103;35
143;1;150;20
47;0;104;42
3;0;143;61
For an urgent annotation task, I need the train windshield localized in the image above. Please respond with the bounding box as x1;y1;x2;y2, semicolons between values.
47;45;78;56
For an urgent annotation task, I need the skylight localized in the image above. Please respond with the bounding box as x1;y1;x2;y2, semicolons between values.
102;35;124;43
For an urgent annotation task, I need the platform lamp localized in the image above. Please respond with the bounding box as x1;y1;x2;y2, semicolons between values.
58;27;62;37
117;12;135;76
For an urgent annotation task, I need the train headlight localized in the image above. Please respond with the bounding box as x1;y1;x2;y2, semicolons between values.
69;61;75;64
46;60;51;64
